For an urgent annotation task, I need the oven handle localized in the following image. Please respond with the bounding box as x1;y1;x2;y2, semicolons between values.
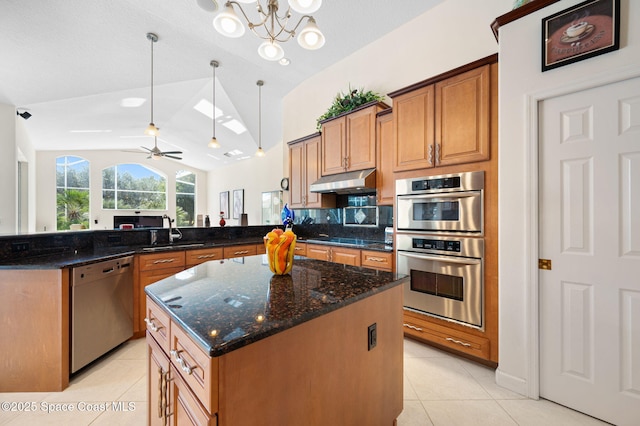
398;192;478;201
398;251;481;265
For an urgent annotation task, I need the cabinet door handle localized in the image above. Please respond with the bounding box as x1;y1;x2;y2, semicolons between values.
197;254;216;259
367;256;386;262
157;367;163;419
403;323;423;332
427;145;434;166
435;143;441;165
153;258;176;264
445;337;472;348
144;317;161;332
170;349;196;375
233;250;249;255
159;368;172;425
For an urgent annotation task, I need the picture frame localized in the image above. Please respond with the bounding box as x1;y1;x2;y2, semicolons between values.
233;189;244;220
542;0;620;72
219;191;229;219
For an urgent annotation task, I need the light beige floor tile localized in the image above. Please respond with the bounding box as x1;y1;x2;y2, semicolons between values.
404;338;450;359
118;375;147;402
90;401;147;426
4;403;101;426
403;373;419;400
397;400;434;426
405;356;491;400
0;392;52;424
497;398;611;426
43;359;146;403
457;359;527;400
423;400;517;426
111;339;147;360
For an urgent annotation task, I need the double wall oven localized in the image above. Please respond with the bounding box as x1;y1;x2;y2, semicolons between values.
396;171;485;329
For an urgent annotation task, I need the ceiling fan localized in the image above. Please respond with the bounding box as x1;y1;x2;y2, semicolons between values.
140;137;183;160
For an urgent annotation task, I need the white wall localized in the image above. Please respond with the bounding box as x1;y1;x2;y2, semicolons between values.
15;118;37;233
206;143;284;226
0;104;17;234
36;150;208;232
497;0;640;396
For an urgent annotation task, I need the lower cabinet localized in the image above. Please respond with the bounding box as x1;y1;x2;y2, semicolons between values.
403;309;491;361
361;250;393;272
305;244;361;266
223;244;258;259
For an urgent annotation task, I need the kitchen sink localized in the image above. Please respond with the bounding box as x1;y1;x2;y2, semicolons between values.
142;243;206;252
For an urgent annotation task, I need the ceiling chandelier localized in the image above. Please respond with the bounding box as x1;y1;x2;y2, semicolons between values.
144;32;160;137
255;80;265;157
213;0;324;61
208;60;221;148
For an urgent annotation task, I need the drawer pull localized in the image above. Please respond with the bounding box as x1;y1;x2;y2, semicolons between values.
367;256;386;262
144;317;161;332
170;349;196;375
197;254;217;259
445;337;472;348
153;258;176;264
233;250;249;255
403;323;423;332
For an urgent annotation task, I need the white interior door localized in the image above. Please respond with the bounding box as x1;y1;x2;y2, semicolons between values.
539;77;640;425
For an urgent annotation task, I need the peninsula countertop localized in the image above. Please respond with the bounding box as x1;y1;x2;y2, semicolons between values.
145;254;408;357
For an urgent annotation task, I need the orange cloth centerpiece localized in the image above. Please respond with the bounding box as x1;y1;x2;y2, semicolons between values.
264;228;297;275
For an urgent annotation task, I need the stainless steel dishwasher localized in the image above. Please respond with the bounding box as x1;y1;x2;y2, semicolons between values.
71;255;134;373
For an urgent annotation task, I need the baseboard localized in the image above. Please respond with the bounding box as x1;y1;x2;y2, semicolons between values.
495;367;530;397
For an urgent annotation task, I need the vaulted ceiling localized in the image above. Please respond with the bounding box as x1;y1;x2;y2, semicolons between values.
1;0;445;171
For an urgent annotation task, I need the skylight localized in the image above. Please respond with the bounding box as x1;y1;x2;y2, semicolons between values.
193;99;223;119
222;119;247;135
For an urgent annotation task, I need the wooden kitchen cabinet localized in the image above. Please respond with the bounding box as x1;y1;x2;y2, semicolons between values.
288;133;335;209
136;251;186;336
186;247;224;267
391;60;493;172
320;102;388;176
376;109;395;205
305;243;361;266
223;244;257;259
361;250;393;272
293;241;307;257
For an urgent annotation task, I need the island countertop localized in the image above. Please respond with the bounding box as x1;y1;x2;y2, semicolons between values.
145;254;408;357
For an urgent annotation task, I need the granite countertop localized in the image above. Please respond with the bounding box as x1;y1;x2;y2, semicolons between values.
145;255;408;357
0;238;265;269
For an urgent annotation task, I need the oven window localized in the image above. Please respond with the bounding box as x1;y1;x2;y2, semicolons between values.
412;201;459;221
410;270;463;301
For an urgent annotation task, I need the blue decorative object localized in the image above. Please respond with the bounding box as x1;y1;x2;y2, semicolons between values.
281;203;294;229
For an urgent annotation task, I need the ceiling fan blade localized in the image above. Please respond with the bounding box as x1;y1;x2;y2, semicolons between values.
140;146;153;152
161;150;183;155
163;154;182;160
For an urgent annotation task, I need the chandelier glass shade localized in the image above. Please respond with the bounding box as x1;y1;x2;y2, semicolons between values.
213;0;324;60
144;33;160;137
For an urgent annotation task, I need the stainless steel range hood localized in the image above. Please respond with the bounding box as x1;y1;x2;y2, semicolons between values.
309;168;376;194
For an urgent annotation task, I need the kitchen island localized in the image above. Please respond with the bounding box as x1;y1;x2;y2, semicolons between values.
145;254;407;426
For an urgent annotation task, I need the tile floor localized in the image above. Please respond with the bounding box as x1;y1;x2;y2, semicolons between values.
0;337;609;425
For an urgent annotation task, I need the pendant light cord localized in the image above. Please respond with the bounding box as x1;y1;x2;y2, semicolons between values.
257;80;264;150
212;62;216;138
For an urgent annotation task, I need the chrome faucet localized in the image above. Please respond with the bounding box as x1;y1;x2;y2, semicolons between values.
163;214;182;243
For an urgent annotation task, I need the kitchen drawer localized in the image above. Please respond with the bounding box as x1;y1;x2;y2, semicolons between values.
255;243;266;254
402;311;490;360
223;244;257;259
145;296;171;353
186;247;224;266
331;247;361;266
293;242;307;257
139;251;186;271
361;250;393;271
169;321;219;416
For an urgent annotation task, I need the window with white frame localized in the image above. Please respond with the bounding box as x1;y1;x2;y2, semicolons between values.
102;164;166;210
56;155;90;230
176;170;196;226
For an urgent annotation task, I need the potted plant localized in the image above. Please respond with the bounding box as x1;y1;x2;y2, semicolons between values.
316;85;384;130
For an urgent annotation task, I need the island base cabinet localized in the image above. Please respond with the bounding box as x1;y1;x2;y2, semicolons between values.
217;285;403;426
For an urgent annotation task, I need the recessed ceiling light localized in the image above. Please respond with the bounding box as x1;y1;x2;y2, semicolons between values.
194;99;223;119
70;129;112;133
222;119;246;134
120;97;146;107
279;58;290;66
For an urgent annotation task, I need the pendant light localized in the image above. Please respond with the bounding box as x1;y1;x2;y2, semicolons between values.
255;80;266;157
144;33;160;137
208;60;221;148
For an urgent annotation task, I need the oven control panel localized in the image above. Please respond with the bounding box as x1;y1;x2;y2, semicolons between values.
412;238;461;252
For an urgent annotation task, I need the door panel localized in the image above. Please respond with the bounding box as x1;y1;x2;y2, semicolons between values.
539;77;640;426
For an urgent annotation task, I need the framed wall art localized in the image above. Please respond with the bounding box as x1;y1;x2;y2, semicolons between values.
542;0;620;72
219;191;229;219
233;189;244;219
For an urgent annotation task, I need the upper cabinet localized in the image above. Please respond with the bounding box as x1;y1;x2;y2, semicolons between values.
288;133;335;209
320;102;389;176
390;59;494;172
375;109;395;205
